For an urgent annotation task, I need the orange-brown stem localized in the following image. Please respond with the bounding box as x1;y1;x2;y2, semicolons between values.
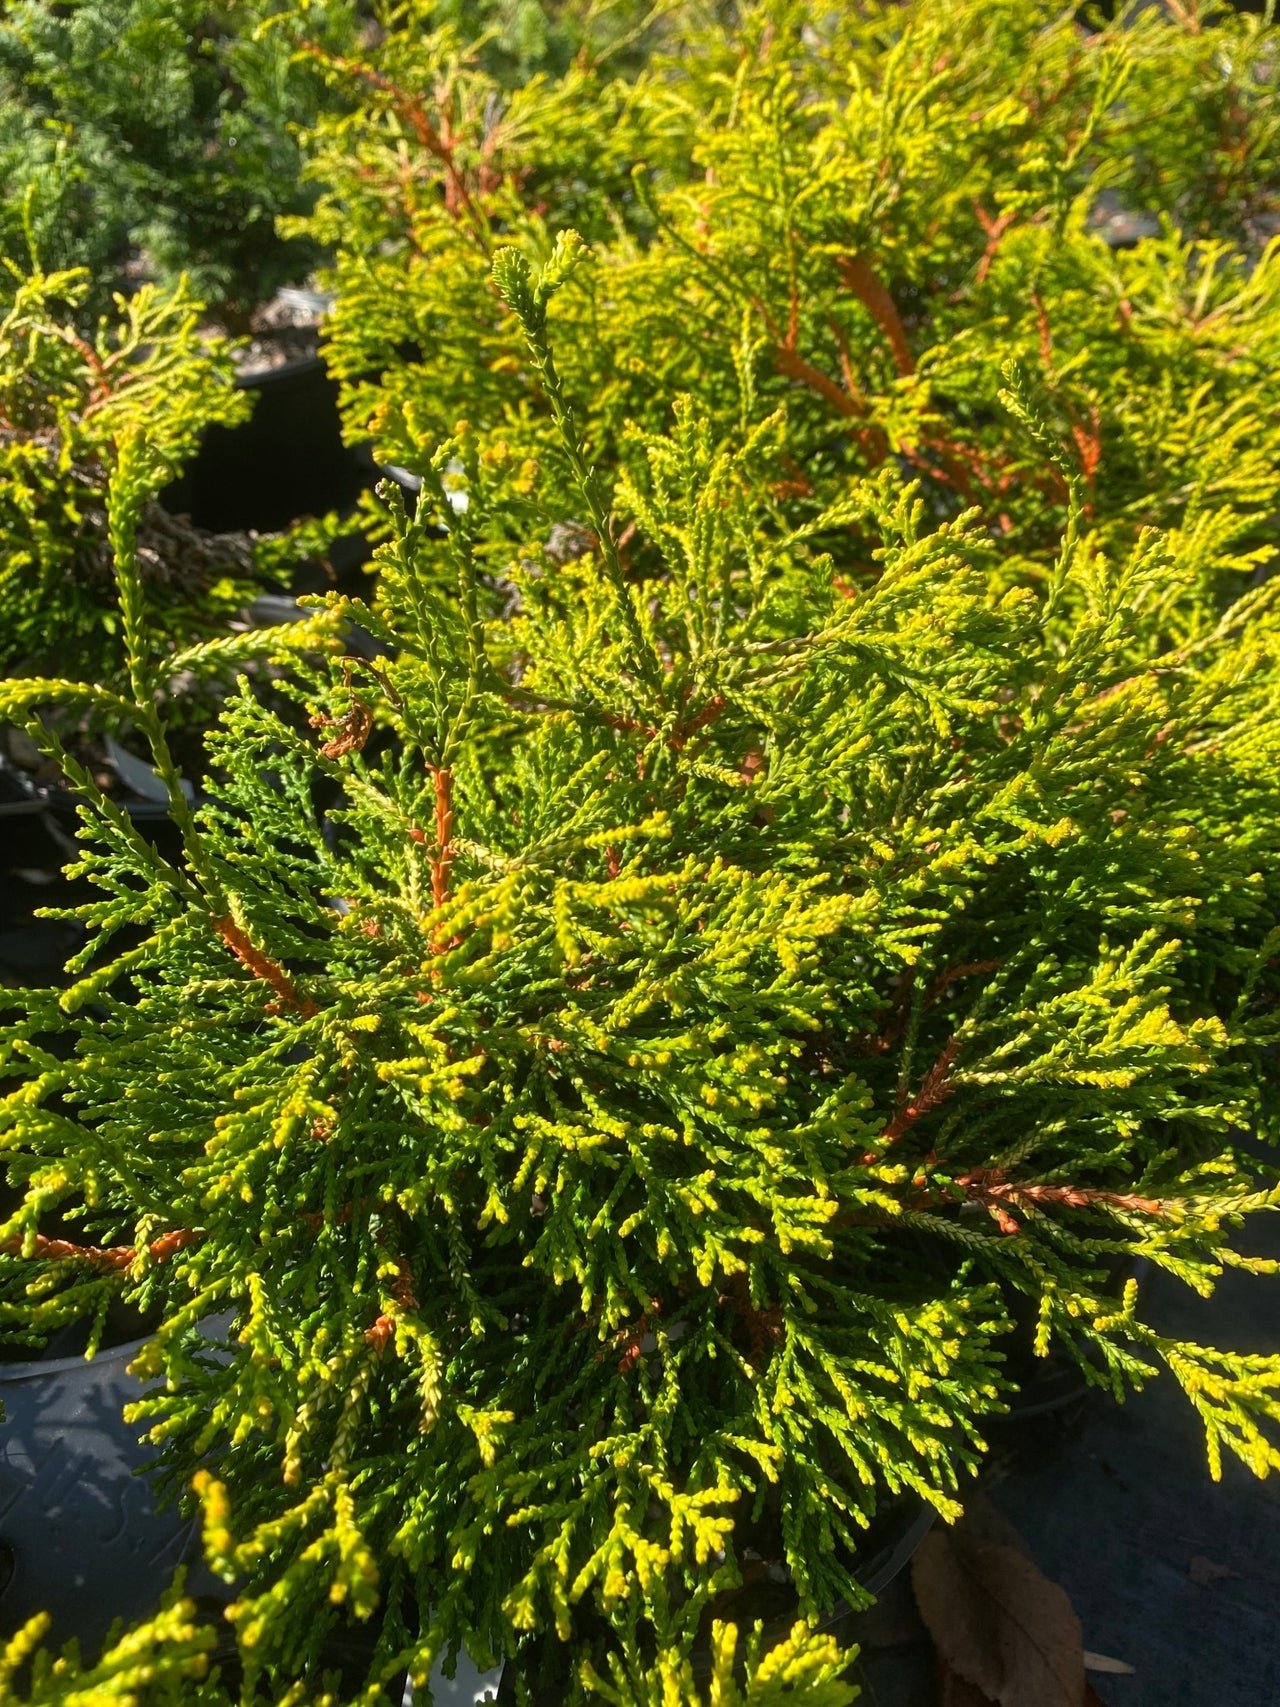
601;696;728;753
774;342;875;420
868;1037;960;1158
1163;0;1202;31
614;1295;663;1374
6;1227;201;1270
366;1255;419;1353
214;917;316;1017
750;286;888;464
959;1168;1164;1222
296;43;488;241
837;256;915;377
672;694;727;749
430;766;455;913
972;202;1016;286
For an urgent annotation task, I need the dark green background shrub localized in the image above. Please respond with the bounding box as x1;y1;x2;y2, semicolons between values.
0;0;360;328
0;0;668;328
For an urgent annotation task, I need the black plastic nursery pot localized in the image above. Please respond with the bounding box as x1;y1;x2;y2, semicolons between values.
161;355;372;538
0;763;87;986
0;742;186;920
0;1328;193;1653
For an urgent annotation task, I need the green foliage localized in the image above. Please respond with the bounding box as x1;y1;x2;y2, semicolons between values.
0;262;312;686
426;0;673;86
3;1602;854;1707
0;0;669;326
0;0;359;326
2;230;1280;1701
580;1618;859;1705
297;0;1280;633
0;1592;217;1707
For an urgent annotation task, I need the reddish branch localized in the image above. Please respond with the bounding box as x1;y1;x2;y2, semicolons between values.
673;693;727;748
925;960;999;1005
719;1274;783;1367
772;342;867;420
754;285;889;466
875;1036;960;1151
5;1227;201;1270
1031;292;1102;498
1163;0;1202;31
1069;405;1102;486
300;1200;365;1233
1034;291;1056;373
408;774;463;954
972;202;1016;287
430;766;455;911
755;246;1102;519
837;256;916;377
601;694;728;753
602;709;662;742
614;1296;664;1374
859;962;999;1059
958;1167;1165;1236
366;1256;419;1353
213;916;317;1018
59;327;113;409
766;247;1026;505
296;43;488;239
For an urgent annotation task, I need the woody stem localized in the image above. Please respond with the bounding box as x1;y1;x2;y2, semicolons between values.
431;766;455;912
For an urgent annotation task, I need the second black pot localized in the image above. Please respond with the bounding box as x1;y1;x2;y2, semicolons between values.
160;355;372;536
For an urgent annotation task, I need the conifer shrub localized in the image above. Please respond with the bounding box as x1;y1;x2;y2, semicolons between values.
297;0;1280;632
0;0;359;329
0;262;338;697
2;235;1280;1700
0;0;662;331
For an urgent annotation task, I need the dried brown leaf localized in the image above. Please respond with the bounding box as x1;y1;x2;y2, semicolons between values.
913;1527;1085;1707
939;1662;995;1706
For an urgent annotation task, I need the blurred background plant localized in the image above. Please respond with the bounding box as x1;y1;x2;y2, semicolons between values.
0;0;360;332
0;0;671;334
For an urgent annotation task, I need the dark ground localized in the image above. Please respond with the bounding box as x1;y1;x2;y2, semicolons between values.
846;1222;1280;1707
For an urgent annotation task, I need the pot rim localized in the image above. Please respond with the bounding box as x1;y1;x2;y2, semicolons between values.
0;1334;151;1384
234;353;327;391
